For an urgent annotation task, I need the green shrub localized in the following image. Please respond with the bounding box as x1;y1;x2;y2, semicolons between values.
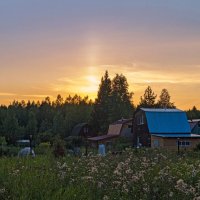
52;135;66;157
194;143;200;151
65;136;83;149
34;142;51;155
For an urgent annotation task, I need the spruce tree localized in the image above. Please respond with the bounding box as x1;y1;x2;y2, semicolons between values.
53;111;65;137
91;71;112;133
110;74;134;122
26;111;37;136
3;111;19;144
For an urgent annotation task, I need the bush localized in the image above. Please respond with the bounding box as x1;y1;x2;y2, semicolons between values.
112;137;132;151
0;145;20;157
194;143;200;151
65;136;83;149
34;142;51;155
52;136;66;157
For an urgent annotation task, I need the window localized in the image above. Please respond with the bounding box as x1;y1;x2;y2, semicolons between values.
185;142;190;146
177;141;191;147
137;115;144;125
153;140;160;147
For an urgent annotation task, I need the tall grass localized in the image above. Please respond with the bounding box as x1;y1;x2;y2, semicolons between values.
0;149;200;199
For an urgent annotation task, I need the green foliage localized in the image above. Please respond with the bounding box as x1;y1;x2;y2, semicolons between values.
0;145;20;157
37;131;53;144
52;135;66;157
112;137;132;151
26;111;37;136
0;94;93;145
110;73;134;122
187;106;200;120
3;111;20;144
0;136;7;156
91;71;134;134
34;142;51;155
194;143;200;151
52;111;65;136
0;136;7;146
91;70;112;133
65;136;83;149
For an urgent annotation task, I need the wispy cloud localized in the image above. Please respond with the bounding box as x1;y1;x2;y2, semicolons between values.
21;94;54;98
0;93;16;96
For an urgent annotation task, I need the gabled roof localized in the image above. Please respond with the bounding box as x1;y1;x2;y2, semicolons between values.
71;123;88;136
188;119;200;130
141;108;191;134
188;119;200;134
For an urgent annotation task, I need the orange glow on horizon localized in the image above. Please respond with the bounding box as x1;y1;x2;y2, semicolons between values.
1;64;200;110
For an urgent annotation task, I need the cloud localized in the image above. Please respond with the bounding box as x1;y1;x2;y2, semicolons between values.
0;93;16;96
21;94;54;98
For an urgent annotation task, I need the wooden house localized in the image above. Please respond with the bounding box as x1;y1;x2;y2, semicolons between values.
71;123;94;138
134;108;200;150
87;118;133;146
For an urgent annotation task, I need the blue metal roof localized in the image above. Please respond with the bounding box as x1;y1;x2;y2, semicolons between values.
151;134;200;138
143;109;191;134
141;108;182;112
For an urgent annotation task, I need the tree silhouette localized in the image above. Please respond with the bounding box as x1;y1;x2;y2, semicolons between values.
157;88;175;108
110;73;134;122
139;86;157;108
91;70;112;133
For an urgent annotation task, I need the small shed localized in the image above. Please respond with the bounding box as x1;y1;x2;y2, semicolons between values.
71;123;93;138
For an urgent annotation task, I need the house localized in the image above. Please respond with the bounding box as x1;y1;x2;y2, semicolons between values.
87;118;133;146
188;119;200;135
71;123;94;138
134;108;200;150
110;118;133;137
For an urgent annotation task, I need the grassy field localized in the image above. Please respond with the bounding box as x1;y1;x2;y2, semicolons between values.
0;149;200;200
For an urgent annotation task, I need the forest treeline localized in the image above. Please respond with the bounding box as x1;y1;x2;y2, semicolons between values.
0;71;199;145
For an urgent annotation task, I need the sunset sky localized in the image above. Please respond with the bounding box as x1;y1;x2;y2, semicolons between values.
0;1;200;109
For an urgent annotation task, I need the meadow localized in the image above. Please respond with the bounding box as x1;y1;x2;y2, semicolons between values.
0;148;200;200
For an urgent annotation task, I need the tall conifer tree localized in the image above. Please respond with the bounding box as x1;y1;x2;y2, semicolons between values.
139;86;157;108
91;71;112;133
110;74;134;122
157;88;175;108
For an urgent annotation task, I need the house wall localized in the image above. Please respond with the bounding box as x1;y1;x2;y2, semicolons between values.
120;123;133;138
134;110;151;147
151;135;200;150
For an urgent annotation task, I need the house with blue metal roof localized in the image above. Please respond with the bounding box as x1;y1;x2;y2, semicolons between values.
133;108;200;150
